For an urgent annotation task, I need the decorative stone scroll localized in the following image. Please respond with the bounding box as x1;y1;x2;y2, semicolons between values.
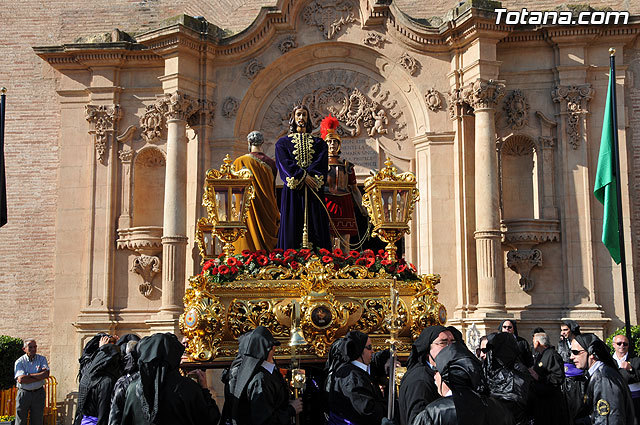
243;59;264;80
398;52;419;76
85;104;121;164
156;91;200;122
140;104;164;143
278;35;297;53
425;88;443;112
447;88;472;120
551;84;593;149
463;79;505;111
131;254;161;297
139;92;204;142
302;0;357;40
363;32;385;48
506;249;542;292
222;97;239;118
503;89;529;130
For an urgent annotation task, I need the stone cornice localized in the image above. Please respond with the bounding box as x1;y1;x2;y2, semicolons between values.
33;43;162;70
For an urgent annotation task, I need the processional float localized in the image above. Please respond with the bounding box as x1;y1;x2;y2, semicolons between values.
180;156;446;366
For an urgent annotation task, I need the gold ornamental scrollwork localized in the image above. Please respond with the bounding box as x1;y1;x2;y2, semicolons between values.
352;297;408;335
410;274;446;339
179;274;226;361
228;298;289;338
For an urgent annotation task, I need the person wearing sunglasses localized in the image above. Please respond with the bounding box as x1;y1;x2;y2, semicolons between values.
398;325;454;425
326;331;388;425
570;333;635;425
612;334;640;424
556;320;588;424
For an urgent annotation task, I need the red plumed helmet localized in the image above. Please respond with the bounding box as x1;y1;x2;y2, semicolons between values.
320;115;341;141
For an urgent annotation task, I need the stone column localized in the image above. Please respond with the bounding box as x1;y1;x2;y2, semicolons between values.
464;79;505;315
156;91;199;325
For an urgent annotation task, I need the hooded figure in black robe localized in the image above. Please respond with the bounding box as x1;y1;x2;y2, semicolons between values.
222;326;296;425
326;330;387;425
572;334;636;425
484;332;531;425
498;320;534;368
557;320;589;423
413;343;514;425
398;325;446;425
109;337;140;425
73;333;111;425
77;343;123;425
530;333;570;424
121;333;220;425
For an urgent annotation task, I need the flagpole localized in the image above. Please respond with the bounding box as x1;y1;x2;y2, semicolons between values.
609;48;632;349
0;87;6;228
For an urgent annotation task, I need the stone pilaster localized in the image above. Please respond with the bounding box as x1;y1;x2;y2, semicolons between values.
464;79;506;315
85;105;121;165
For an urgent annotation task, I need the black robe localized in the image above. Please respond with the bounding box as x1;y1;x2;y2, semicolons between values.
239;366;294;425
328;363;386;425
581;363;636;425
122;372;220;425
413;395;515;425
531;347;569;424
398;364;439;425
557;337;589;423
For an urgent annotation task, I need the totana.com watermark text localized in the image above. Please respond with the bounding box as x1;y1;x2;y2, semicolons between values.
495;8;629;25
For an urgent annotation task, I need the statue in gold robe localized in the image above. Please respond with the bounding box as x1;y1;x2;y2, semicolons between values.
232;131;280;252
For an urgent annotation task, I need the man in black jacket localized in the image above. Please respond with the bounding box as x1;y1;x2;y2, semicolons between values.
570;333;635;425
529;332;569;424
612;334;640;424
398;325;454;425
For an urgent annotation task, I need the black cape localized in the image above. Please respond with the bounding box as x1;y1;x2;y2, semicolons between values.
121;333;220;425
530;347;569;424
328;363;386;425
77;343;123;425
398;325;446;425
497;320;534;368
583;363;636;425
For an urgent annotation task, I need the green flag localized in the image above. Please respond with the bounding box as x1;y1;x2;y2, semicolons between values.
594;68;621;264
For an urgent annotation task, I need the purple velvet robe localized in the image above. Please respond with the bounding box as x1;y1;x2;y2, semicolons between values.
275;133;331;250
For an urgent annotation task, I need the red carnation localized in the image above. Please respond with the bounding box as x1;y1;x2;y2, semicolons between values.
290;261;299;269
218;265;230;275
230;266;239;274
283;256;294;264
381;258;393;266
355;257;367;266
398;264;407;273
333;248;344;257
241;250;252;257
349;251;360;259
227;257;239;266
284;248;297;257
366;257;376;268
319;248;331;256
269;252;279;260
377;249;386;256
272;248;284;255
322;255;333;264
257;255;269;266
211;267;218;274
256;249;267;256
363;249;374;257
299;248;311;256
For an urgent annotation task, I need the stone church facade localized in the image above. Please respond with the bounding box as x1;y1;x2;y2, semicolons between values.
1;0;640;416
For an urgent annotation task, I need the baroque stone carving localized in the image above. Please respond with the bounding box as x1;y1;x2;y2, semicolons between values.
190;99;216;127
131;254;161;297
243;59;264;80
135;147;166;168
463;79;505;111
500;135;536;156
302;0;356;40
466;323;481;352
398;52;419;76
539;136;555;149
363;32;385;48
155;91;200;122
118;149;133;163
503;89;529;129
551;84;593;149
85;104;121;164
425;88;443;112
278;35;297;53
222;97;239;118
140;104;164;143
447;88;472;120
507;249;542;292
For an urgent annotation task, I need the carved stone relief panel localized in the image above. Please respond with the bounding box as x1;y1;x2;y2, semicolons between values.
140;104;164;143
506;248;542;292
425;88;443;112
85;104;122;164
222;97;239;118
260;69;410;171
398;53;419;76
278;35;298;53
243;59;265;80
503;89;529;130
131;254;161;297
302;0;357;40
551;84;593;149
363;32;385;48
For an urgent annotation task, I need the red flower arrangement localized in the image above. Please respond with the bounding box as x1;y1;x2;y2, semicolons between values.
200;248;420;283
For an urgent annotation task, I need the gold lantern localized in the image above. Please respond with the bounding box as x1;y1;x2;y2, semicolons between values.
362;158;419;262
196;154;255;261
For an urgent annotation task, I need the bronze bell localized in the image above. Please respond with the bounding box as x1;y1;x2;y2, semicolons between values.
290;326;308;347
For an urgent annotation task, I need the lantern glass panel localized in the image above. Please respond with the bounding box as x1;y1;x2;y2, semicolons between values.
203;230;214;257
231;187;245;221
215;188;228;221
396;190;408;222
381;189;394;222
